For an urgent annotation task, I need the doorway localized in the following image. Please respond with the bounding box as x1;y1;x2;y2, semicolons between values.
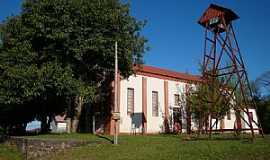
173;108;182;133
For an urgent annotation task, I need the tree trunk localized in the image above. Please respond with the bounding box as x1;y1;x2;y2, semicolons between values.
198;115;203;136
71;96;84;133
40;115;48;133
215;118;218;131
40;115;52;133
66;118;71;133
205;113;209;134
186;104;191;135
209;114;212;138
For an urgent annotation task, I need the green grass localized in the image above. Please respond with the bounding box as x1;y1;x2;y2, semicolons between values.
0;144;22;160
48;134;270;160
1;134;270;160
24;133;107;141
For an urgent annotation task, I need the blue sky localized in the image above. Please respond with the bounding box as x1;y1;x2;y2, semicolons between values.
1;0;270;81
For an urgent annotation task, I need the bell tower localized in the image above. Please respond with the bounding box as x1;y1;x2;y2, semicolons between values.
198;4;263;137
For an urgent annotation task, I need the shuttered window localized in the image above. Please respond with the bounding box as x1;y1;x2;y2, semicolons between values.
152;91;159;117
127;88;134;114
174;94;180;106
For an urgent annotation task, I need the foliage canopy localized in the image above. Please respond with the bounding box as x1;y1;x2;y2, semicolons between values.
0;0;147;131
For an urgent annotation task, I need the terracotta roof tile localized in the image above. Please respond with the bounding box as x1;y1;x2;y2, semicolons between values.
134;65;203;83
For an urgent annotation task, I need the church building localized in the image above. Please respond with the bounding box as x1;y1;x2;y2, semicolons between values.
106;65;259;135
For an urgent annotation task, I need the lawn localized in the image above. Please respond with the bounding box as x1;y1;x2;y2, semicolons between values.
24;133;107;141
49;134;270;160
1;134;270;160
0;144;22;160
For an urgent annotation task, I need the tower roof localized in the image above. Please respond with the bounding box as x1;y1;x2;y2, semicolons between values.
198;4;239;28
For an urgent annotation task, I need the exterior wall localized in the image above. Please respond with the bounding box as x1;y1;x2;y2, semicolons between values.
119;74;194;134
210;108;259;133
50;121;67;133
167;81;185;132
242;108;259;133
119;74;185;134
146;76;165;133
119;75;143;134
211;109;237;131
117;66;260;134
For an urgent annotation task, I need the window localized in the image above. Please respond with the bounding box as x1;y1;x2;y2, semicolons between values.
152;91;159;117
227;110;231;120
127;88;134;114
174;94;180;106
248;112;253;121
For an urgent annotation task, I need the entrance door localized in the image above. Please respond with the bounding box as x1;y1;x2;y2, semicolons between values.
173;108;182;133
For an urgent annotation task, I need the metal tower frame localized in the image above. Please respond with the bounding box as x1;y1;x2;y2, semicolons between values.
198;4;263;137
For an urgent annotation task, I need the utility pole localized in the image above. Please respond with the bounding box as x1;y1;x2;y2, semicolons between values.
113;41;120;145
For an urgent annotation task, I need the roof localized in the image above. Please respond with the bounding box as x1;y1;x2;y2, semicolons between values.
55;115;66;123
198;4;239;27
134;65;203;83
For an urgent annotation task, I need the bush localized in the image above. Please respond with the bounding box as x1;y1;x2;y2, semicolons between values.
257;98;270;134
0;127;4;135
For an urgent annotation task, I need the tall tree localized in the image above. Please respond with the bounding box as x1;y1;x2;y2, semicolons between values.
256;71;270;94
0;0;147;133
252;72;270;133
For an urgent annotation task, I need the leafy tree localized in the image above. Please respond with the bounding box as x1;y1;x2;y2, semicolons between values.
256;97;270;134
186;79;230;136
0;0;147;133
256;71;270;93
251;79;270;134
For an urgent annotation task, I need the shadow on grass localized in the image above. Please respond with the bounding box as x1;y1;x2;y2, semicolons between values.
0;134;12;144
181;134;253;142
96;134;113;144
